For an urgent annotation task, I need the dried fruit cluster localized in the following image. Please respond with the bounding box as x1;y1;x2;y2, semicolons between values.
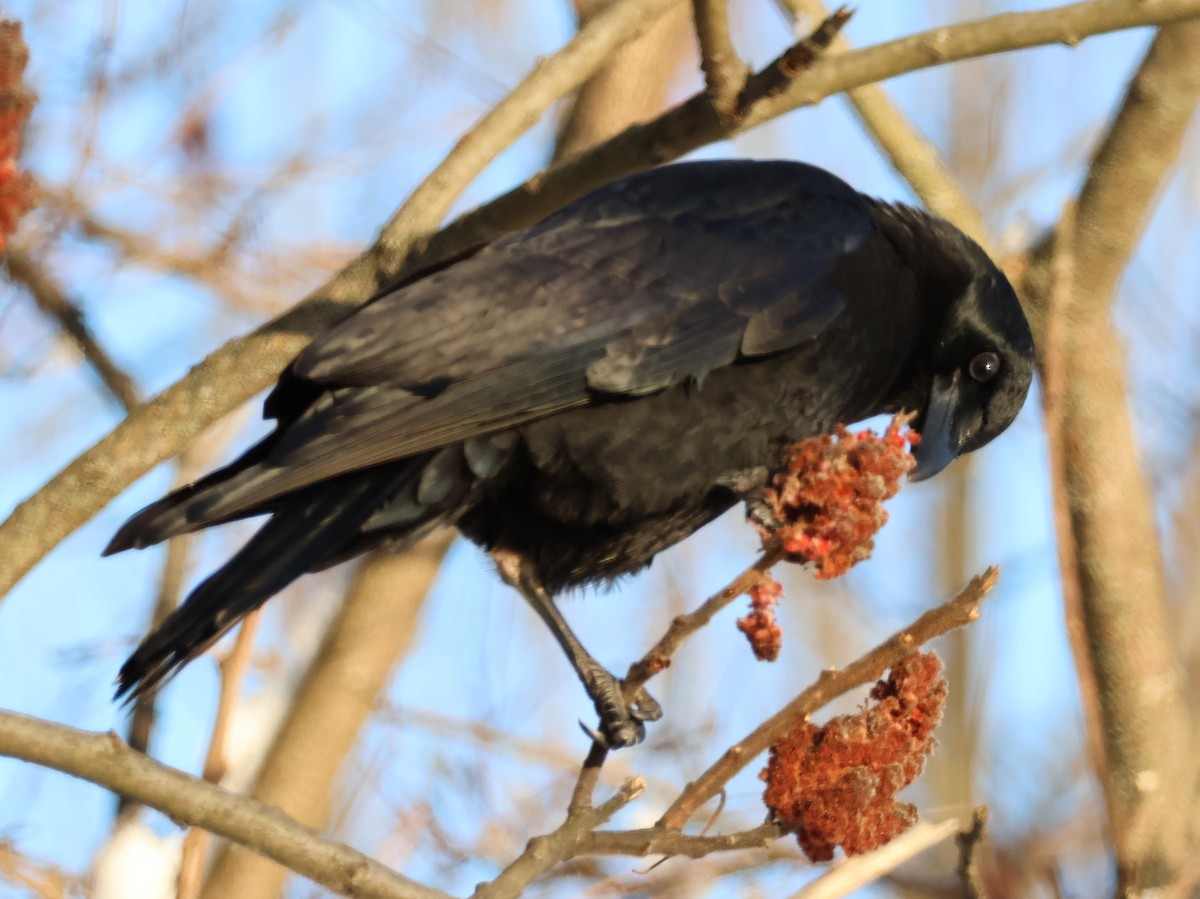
0;21;34;253
761;651;947;862
755;415;918;579
736;576;783;661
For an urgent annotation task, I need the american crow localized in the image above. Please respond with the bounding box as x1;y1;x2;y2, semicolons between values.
107;160;1034;747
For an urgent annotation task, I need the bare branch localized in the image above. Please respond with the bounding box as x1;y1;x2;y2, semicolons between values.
578;822;784;857
374;0;686;274
6;247;140;411
658;568;998;830
1039;199;1112;829
692;0;748;121
1070;22;1200;304
4;0;1200;602
955;807;991;899
472;777;645;899
734;5;850;116
425;0;1200;273
569;548;783;812
776;0;990;249
626;548;784;695
1020;20;1200;891
0;710;451;899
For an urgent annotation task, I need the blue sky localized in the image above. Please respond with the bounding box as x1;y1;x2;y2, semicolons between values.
1;1;1196;896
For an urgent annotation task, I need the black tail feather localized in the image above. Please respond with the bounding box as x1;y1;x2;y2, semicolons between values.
104;432;282;556
114;465;415;701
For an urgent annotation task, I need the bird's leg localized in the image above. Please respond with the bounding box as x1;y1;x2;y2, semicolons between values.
492;549;660;749
718;467;780;530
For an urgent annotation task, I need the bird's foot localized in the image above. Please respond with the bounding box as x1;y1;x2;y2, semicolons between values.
577;663;662;749
744;493;782;531
718;468;781;530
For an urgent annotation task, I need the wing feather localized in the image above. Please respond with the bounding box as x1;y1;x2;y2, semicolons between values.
213;161;873;517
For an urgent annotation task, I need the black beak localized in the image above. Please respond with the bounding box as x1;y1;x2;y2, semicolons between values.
909;370;962;482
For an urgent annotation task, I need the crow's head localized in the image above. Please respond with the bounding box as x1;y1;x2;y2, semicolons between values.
910;272;1034;481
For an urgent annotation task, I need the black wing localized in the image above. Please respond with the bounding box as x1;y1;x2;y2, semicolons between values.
188;160;873;522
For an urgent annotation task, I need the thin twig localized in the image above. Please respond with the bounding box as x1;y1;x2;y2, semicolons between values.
734;6;850;117
6;247;140;412
471;777;645;899
0;840;79;899
569;548;783;813
377;703;599;774
176;611;261;899
776;0;991;250
955;806;991;899
692;0;749;121
121;531;189;757
374;0;685;274
626;547;785;694
0;710;450;899
578;822;784;858
790;818;963;899
39;187;285;314
658;568;998;830
569;570;992;871
5;0;1200;603
117;407;252;819
206;588;260;782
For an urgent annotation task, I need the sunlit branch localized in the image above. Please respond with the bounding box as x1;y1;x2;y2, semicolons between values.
0;710;451;899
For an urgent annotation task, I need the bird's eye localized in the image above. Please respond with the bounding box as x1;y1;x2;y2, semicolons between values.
968;351;1001;382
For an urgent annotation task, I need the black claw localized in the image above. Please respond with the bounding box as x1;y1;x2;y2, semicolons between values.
579;719;609;747
604;716;645;748
630;687;663;722
745;495;782;531
579;715;645;749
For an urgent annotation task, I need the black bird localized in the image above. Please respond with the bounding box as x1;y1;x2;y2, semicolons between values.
106;160;1034;747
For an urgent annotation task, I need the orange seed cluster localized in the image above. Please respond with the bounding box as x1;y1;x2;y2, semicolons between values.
760;651;947;862
736;576;783;662
0;22;34;253
755;415;918;579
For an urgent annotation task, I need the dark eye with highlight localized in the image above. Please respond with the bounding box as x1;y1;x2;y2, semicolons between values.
968;351;1001;382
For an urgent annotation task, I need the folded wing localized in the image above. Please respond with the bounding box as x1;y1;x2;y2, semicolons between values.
139;161;874;534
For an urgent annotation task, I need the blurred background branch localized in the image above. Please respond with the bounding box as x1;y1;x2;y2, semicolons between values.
2;0;1200;896
1020;19;1200;894
6;246;140;411
199;536;450;898
0;709;451;899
